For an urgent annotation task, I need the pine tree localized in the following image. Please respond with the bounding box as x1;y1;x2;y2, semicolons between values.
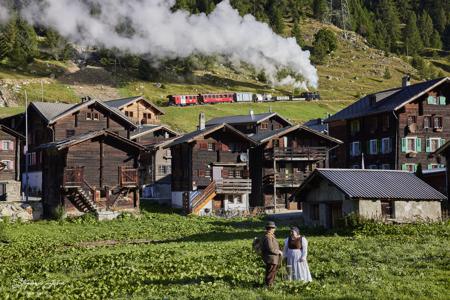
312;0;328;22
0;19;17;59
403;11;422;56
430;30;442;49
312;28;337;64
443;25;450;50
377;0;401;53
270;6;285;35
418;12;434;47
291;21;304;48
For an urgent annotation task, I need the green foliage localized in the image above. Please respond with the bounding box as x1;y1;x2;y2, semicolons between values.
4;18;39;66
418;12;434;48
430;30;443;50
312;0;329;22
257;71;267;83
291;21;305;48
402;11;423;56
377;0;401;53
0;210;448;299
312;29;338;64
52;205;65;221
0;220;9;243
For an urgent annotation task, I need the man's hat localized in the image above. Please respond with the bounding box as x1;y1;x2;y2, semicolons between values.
265;221;276;229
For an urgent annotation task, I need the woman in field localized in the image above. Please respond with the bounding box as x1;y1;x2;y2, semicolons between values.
282;227;312;282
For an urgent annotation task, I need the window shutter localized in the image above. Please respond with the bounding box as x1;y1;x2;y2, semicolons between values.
428;164;433;170
8;141;13;151
377;140;381;154
426;138;431;153
401;164;407;171
427;96;435;104
8;161;13;170
440;139;446;148
221;143;229;152
439;96;446;105
401;138;407;153
0;140;4;150
413;164;417;172
416;138;422;152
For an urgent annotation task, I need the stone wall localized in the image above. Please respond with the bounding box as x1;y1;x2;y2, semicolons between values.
0;180;21;202
394;200;442;222
0;200;43;221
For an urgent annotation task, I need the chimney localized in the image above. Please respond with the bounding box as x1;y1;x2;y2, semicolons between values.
198;112;205;130
269;106;272;113
249;110;254;119
402;75;411;87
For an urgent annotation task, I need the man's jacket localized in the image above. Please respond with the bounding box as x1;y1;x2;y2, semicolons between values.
262;232;280;265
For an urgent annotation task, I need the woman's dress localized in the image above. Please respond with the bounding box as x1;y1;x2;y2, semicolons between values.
282;236;312;282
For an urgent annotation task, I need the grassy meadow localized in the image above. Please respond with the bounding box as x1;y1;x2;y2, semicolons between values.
0;205;449;300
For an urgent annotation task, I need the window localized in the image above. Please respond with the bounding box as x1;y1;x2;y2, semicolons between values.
86;112;92;120
165;149;172;157
426;138;445;153
369;139;378;155
438;96;446;105
350;141;361;157
66;130;75;138
428;164;440;169
381;164;391;169
198;141;208;150
93;113;100;120
427;95;437;105
1;140;13;151
235;195;243;204
261;123;268;130
382;115;390;131
273;139;280;148
369;117;378;133
207;143;215;151
227;194;234;204
310;204;319;221
402;164;417;172
1;160;13;170
433;116;443;129
381;200;394;218
407;115;417;126
0;183;6;201
401;137;421;153
197;169;206;177
350;120;360;134
158;165;171;175
381;138;392;154
28;152;37;166
423;116;431;129
205;169;212;178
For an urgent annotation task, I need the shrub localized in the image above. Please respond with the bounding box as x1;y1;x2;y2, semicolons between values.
312;29;337;64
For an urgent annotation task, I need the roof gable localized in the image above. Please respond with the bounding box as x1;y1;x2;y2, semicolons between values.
130;125;178;140
206;112;292;127
0;125;25;140
298;169;446;201
326;77;449;122
105;96;165;115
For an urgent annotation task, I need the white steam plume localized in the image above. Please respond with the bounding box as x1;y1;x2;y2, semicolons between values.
20;0;318;88
0;2;10;23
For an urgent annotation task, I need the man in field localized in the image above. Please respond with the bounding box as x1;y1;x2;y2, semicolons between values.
261;221;283;287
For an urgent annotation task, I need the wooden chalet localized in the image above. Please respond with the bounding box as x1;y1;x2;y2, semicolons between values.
105;96;165;125
1;99;137;195
326;76;450;171
38;130;145;218
296;169;445;227
167;114;257;215
205;111;292;135
130;125;178;203
249;125;342;210
0;125;25;202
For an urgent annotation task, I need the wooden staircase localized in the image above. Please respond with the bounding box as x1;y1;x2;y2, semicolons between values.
67;187;98;215
188;181;217;215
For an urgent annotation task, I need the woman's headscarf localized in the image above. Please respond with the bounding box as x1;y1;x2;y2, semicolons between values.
290;226;300;236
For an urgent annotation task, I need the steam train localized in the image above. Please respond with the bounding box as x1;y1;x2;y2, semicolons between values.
167;92;320;106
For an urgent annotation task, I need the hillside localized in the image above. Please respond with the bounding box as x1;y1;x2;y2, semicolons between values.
0;18;449;131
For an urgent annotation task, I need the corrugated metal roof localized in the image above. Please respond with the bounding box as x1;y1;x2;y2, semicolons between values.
205;112;291;127
326;77;449;122
31;102;75;122
304;169;446;200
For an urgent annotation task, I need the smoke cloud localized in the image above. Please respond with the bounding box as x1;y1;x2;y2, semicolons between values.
17;0;318;88
0;2;10;23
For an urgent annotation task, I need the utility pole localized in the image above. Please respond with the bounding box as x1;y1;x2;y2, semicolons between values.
273;156;277;213
24;91;29;202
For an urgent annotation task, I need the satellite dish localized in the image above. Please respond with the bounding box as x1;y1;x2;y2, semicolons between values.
239;153;248;162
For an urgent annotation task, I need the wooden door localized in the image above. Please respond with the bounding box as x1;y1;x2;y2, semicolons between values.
327;203;342;228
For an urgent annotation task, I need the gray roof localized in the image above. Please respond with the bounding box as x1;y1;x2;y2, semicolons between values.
31;102;75;122
37;130;145;151
130;125;178;139
206;112;292;127
303;118;328;133
299;169;446;201
326;77;449;122
250;124;342;144
165;123;257;148
105;96;165;114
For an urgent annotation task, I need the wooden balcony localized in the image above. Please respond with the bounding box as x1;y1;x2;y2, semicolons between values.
119;166;139;187
265;147;328;161
215;178;252;194
63;167;84;188
263;172;310;187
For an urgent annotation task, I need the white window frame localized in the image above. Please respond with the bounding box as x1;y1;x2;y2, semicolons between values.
429;138;441;152
405;137;417;153
350;141;361;157
369;139;378;155
1;140;11;151
404;163;416;172
381;138;391;154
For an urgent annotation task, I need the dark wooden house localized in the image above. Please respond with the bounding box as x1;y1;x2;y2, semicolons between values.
167;116;257;215
326;77;450;171
2;99;137;195
296;169;445;227
105;96;165;125
38;130;145;218
0;125;25;202
130;125;178;203
249;125;342;209
205;111;292;135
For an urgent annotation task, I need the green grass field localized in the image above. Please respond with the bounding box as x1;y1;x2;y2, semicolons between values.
0;206;448;300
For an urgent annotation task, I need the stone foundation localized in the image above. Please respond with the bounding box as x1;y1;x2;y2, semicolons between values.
0;181;21;202
0;201;43;221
